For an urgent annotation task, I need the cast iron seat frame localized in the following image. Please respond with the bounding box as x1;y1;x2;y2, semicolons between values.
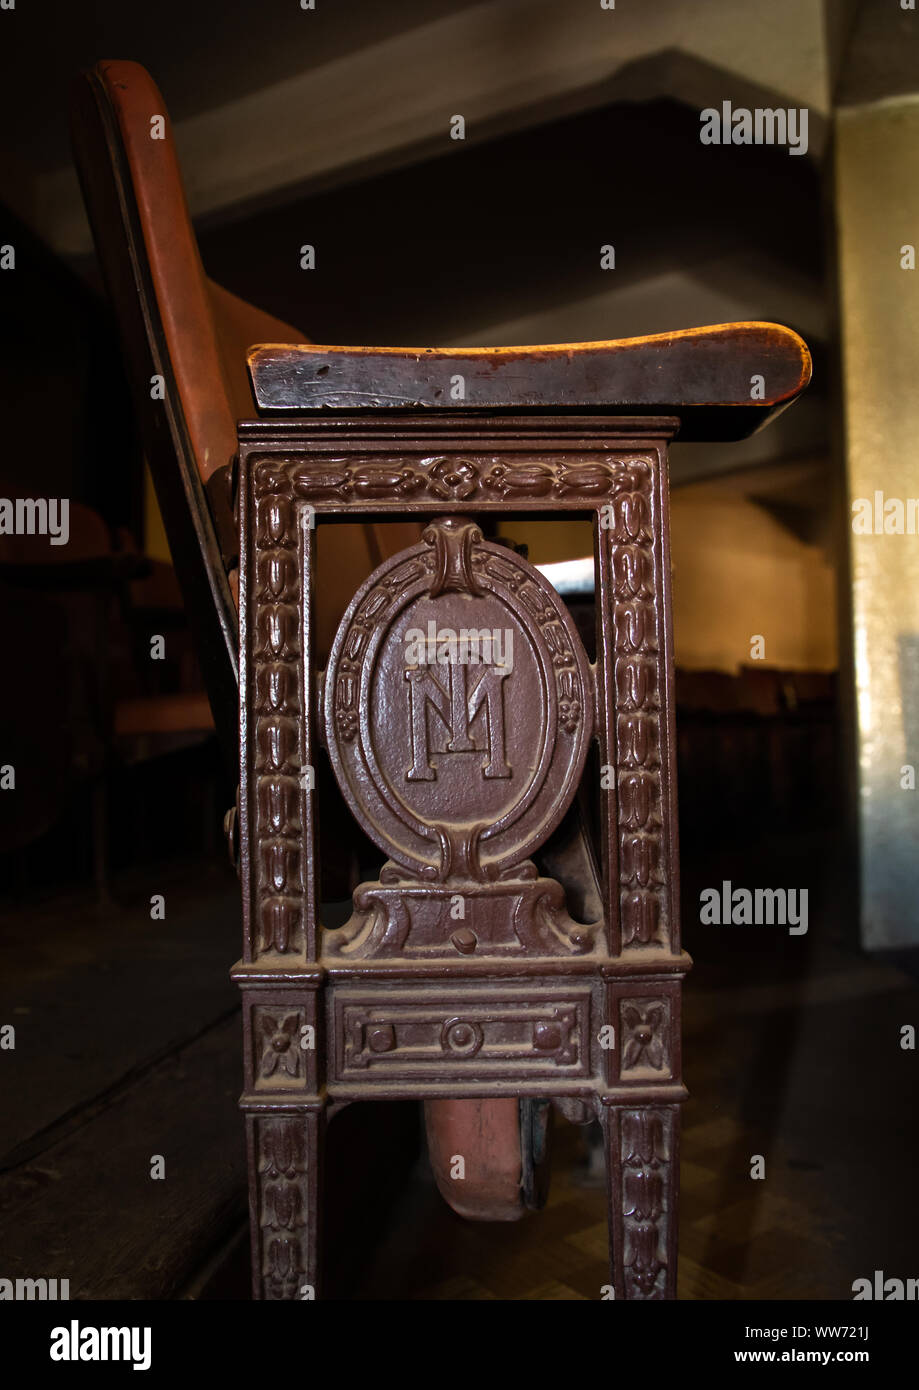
234;327;810;1300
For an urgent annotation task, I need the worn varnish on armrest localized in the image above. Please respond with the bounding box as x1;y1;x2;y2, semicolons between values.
246;321;811;441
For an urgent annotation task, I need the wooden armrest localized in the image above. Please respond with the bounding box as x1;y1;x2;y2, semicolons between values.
246;321;810;441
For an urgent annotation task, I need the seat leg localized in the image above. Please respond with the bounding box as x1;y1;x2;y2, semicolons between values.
603;1102;679;1300
249;1107;324;1300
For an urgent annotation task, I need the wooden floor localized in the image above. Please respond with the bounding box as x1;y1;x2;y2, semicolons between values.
0;858;246;1301
2;831;918;1300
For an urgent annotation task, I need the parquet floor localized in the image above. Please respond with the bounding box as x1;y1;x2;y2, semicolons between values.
346;1111;842;1301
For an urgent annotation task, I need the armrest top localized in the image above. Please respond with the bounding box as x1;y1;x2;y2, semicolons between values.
246;321;810;440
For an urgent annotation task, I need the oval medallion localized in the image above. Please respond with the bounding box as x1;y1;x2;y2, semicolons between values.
323;516;593;881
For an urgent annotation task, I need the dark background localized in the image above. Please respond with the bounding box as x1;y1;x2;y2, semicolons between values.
0;0;915;1302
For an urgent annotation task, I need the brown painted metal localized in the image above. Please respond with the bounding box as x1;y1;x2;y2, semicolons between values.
233;331;808;1296
322;515;594;895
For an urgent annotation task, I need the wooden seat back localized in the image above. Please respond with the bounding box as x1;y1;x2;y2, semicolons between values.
70;59;419;759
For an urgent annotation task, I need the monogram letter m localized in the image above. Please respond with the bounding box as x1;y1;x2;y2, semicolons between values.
405;664;511;781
